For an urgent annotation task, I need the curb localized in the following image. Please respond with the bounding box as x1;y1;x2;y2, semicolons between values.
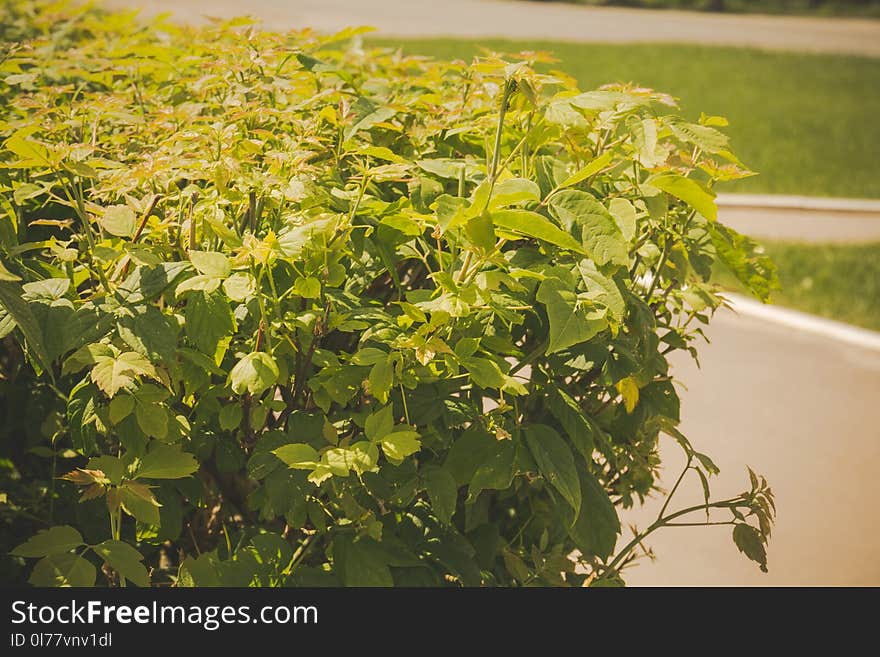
716;194;880;214
724;293;880;353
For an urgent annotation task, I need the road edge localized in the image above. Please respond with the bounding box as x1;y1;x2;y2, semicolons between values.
723;293;880;352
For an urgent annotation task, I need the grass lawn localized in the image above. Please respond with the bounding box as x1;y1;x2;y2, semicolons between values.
371;39;880;199
757;241;880;331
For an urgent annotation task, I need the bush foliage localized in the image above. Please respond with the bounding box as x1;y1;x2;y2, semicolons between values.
0;1;775;587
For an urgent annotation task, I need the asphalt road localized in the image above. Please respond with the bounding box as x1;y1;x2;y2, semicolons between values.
102;0;880;585
718;206;880;244
105;0;880;56
621;307;880;586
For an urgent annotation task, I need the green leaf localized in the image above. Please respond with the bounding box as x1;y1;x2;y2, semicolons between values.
568;470;620;561
468;439;516;501
608;197;637;242
492;209;585;254
277;216;336;258
537;277;607;354
557;151;613;190
29;553;95;587
462;356;505;389
418;159;467;179
502;548;531;583
708;222;778;302
423;467;457;525
0;259;20;281
67;379;99;455
351;347;387;366
649;174;717;221
222;272;256;301
99;205;137;238
135;444;198;480
547;387;596;461
733;523;768;572
525;424;581;517
108;394;135;424
5;131;52;167
488;177;541;209
549;190;628;266
87;455;126;485
93;540;150;587
667;118;729;154
444;428;496;487
229;352;279;396
368;356;393;404
22;278;69;300
0;280;51;372
380;429;421;463
12;526;84;557
616;376;640;414
120;484;161;525
364;404;394;441
333;535;393;587
344;105;395;142
118;262;189;304
293;276;322;299
577;259;625;323
117;306;179;362
184;291;235;364
91;351;159;398
219;404;243;431
465;212;495;252
189;250;231;278
135;400;168;439
345;441;380;475
630;116;661;167
273;443;320;470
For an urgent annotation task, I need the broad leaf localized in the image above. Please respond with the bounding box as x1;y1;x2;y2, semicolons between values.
29;553;95;587
12;526;83;557
525;424;581;516
557;151;613;190
537;276;607;353
273;443;320;470
135;444;198;480
229;352;279;396
549;191;628;266
93;540;150;587
733;524;768;573
468;439;516;501
423;466;458;524
90;351;159;398
492;209;586;254
649;173;717;221
568;471;620;561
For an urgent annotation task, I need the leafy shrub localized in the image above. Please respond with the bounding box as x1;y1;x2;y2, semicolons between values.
0;1;776;587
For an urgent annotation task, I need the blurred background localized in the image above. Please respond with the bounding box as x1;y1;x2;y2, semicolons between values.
103;0;880;585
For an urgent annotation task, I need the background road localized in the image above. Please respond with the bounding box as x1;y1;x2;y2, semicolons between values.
622;307;880;585
106;0;880;56
105;0;880;585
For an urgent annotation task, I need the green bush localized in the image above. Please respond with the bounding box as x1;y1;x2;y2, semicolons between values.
0;1;775;587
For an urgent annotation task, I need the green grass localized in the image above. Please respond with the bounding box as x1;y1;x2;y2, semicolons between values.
372;39;880;198
759;241;880;330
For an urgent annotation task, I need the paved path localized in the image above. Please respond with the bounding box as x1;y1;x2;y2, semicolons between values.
106;0;880;56
621;305;880;585
720;206;880;243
